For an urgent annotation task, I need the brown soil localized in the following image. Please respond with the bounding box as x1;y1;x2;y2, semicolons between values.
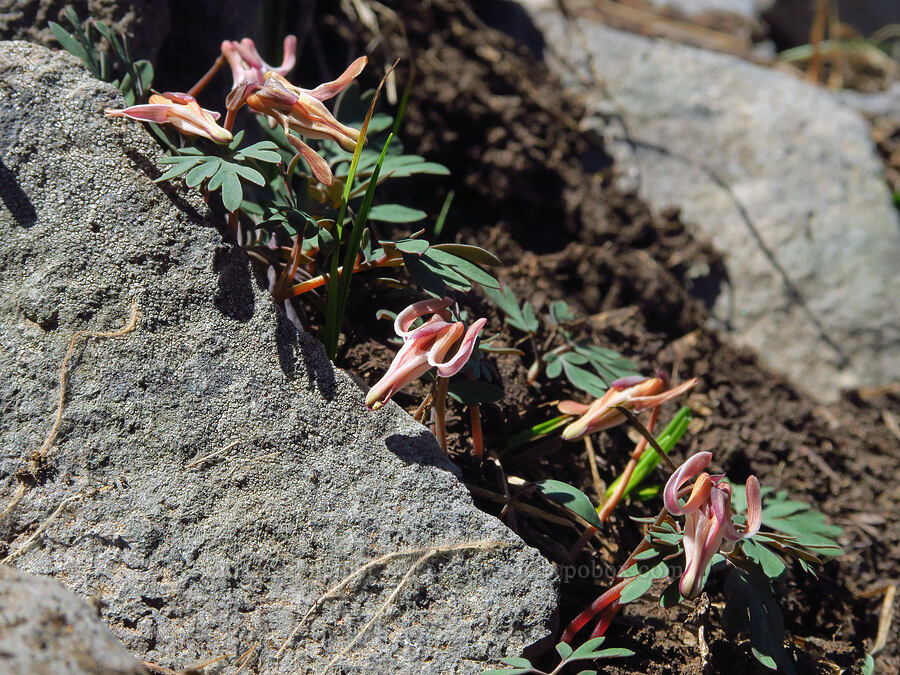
312;2;900;673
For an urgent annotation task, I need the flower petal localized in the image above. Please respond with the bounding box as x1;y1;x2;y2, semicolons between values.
104;104;171;123
742;475;762;537
284;131;333;185
307;56;368;101
558;400;590;416
630;377;698;413
664;451;713;515
611;375;649;390
430;318;486;377
271;34;297;76
394;297;453;338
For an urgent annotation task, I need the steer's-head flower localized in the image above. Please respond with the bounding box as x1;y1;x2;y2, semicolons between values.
558;375;698;441
245;56;367;186
366;297;487;411
664;451;762;599
104;92;233;144
222;35;297;90
221;35;297;121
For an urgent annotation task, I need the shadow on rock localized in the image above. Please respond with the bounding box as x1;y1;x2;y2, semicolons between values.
296;331;337;401
213;246;254;322
124;148;208;226
385;431;461;475
0;158;36;227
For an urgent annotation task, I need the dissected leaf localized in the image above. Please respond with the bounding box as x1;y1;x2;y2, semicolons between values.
741;539;787;579
220;168;243;212
235;141;282;163
722;568;795;674
732;486;843;555
535;479;602;529
231;164;266;186
483;285;538;333
569;637;634;660
560;361;609;398
556;642;574;660
659;579;683;608
396;239;430;254
431;243;502;267
155;157;202;182
184;158;221;188
368;203;426;223
424;248;499;288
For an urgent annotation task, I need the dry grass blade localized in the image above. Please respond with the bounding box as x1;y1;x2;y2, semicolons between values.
1;490;88;564
32;298;139;466
185;440;242;469
873;584;897;655
275;540;509;658
0;482;27;526
317;550;434;675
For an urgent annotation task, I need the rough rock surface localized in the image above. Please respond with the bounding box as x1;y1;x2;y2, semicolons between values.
0;566;145;674
514;7;900;402
0;40;556;674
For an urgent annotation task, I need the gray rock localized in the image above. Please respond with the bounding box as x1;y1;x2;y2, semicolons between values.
515;9;900;402
0;40;556;674
0;566;145;675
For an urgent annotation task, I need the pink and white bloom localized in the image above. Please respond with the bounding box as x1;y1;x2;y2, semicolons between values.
222;35;297;91
104;92;233;144
245;57;367;186
366;297;487;411
664;452;762;599
221;35;297;123
558;375;698;441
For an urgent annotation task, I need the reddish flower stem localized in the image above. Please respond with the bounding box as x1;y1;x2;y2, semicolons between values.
188;54;226;97
273;254;402;300
597;407;660;522
562;506;670;643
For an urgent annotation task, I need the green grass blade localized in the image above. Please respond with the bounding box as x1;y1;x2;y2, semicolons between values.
391;66;414;136
433;189;454;240
505;414;571;452
324;62;395;359
334;134;394;340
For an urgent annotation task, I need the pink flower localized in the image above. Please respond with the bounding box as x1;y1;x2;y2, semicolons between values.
222;35;297;90
366;297;487;411
664;452;762;599
558;375;698;441
104;92;233;144
245;57;367;186
221;36;297;122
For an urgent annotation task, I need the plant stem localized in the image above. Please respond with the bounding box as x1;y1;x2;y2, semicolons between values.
276;255;403;300
597;407;660;521
562;507;670;642
432;376;450;453
188;54;225;97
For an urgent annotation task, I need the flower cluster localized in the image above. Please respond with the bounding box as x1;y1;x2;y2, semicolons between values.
664;451;762;599
105;34;365;186
365;297;486;411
